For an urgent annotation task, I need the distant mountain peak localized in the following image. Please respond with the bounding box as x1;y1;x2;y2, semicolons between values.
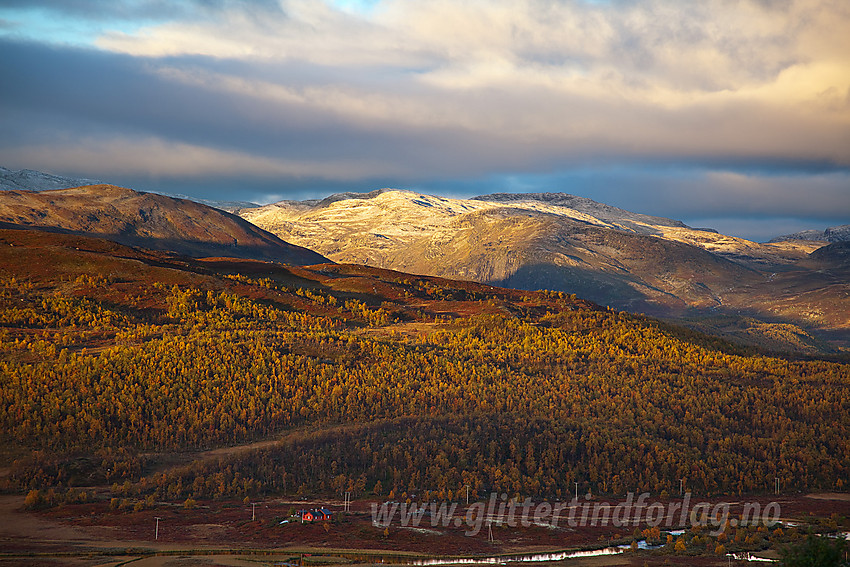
0;166;102;192
272;188;393;210
770;224;850;243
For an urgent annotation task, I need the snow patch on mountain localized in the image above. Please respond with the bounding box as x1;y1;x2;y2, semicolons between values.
242;189;821;270
474;192;689;230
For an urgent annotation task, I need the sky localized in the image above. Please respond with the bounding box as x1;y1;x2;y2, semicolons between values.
0;0;848;241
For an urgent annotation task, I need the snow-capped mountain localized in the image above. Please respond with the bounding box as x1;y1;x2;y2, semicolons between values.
473;192;689;230
2;165;846;351
239;189;848;347
0;166;102;192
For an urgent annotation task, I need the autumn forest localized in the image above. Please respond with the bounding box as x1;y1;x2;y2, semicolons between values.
1;228;847;511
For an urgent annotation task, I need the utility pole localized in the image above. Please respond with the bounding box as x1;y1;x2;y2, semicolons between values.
679;479;684;496
252;502;256;521
155;517;161;540
574;482;579;501
465;485;470;506
488;520;494;542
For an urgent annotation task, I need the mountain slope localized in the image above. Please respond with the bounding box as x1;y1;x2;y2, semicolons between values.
240;189;848;349
0;185;327;265
475;192;825;270
769;224;850;243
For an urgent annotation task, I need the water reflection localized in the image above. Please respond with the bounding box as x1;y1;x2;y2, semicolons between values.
408;544;641;565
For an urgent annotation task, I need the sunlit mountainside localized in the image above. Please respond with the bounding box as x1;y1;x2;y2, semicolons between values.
240;189;849;353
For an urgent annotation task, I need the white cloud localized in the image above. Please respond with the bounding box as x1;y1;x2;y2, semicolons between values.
91;0;850;167
96;0;850;90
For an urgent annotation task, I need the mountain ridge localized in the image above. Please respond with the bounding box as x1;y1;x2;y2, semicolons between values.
0;165;263;214
769;224;850;243
0;184;327;266
473;191;691;230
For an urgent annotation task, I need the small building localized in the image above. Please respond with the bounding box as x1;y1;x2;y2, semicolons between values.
299;508;332;522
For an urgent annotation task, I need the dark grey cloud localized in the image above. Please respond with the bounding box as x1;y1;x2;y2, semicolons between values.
0;39;434;166
0;40;611;181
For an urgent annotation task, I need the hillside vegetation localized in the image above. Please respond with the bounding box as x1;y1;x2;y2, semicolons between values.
1;228;848;502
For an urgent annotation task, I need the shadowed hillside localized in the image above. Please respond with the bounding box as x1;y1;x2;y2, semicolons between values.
0;185;327;265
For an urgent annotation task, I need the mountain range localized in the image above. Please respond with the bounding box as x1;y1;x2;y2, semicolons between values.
240;189;849;352
1;167;847;353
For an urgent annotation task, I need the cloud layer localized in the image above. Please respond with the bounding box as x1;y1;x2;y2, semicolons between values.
1;0;848;239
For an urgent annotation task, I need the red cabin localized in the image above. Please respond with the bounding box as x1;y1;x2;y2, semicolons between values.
299;508;332;522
